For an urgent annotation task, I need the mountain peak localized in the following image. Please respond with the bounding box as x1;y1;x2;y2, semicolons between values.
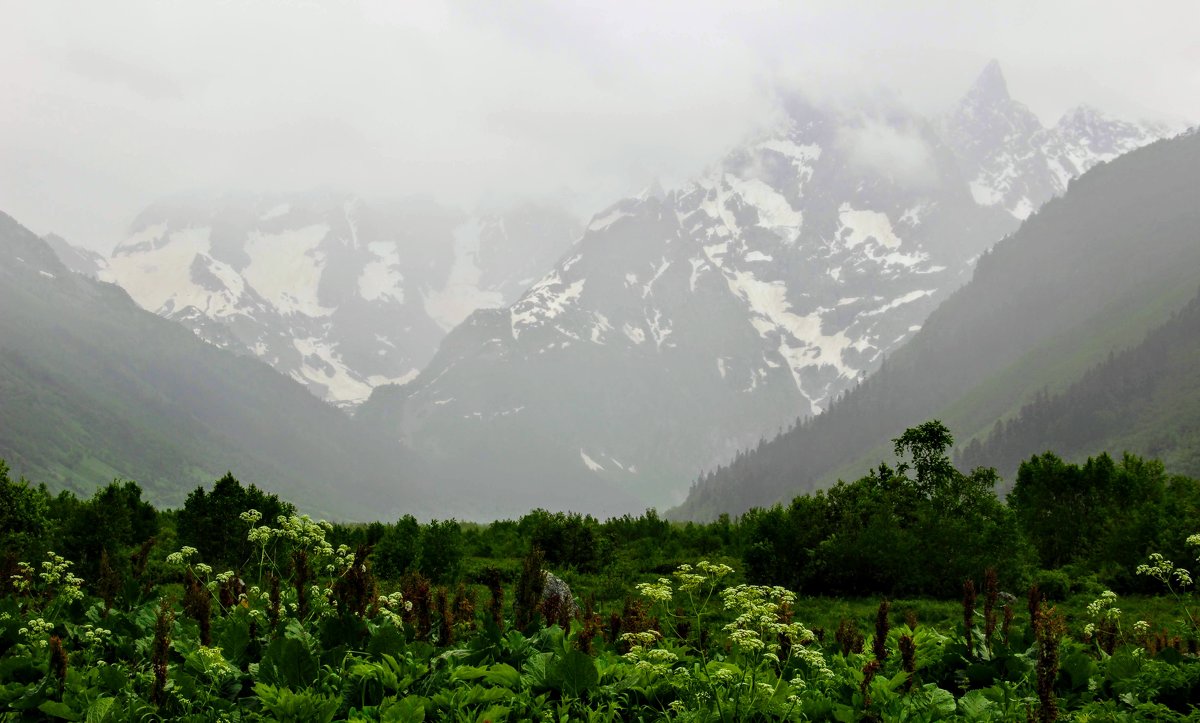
966;59;1009;103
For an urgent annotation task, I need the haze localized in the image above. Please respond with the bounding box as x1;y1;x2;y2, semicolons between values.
2;0;1197;252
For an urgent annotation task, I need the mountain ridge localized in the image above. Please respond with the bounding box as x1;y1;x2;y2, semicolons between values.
673;128;1200;520
355;63;1171;518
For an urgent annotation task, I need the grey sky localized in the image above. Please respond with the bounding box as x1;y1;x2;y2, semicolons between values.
2;0;1197;252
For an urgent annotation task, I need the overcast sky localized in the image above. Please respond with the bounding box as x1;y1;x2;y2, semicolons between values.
2;0;1198;252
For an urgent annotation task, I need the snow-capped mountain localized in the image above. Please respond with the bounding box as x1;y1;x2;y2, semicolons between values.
104;192;579;406
356;62;1172;518
941;60;1170;220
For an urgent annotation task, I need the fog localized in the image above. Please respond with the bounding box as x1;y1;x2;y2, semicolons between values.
2;0;1197;251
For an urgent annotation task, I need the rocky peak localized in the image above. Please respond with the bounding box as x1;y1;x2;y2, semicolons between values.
964;59;1010;105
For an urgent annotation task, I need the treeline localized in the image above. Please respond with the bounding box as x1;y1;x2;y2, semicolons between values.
957;287;1200;480
4;420;1200;601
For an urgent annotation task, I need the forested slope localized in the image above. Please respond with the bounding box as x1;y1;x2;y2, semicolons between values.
956;288;1200;479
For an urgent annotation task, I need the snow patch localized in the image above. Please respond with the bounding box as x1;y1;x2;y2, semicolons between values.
837;205;902;250
643;257;670;298
588;208;630;233
689;257;707;292
423;220;505;331
723;269;856;385
862;290;935;317
646;309;672;348
292;336;371;403
1010;196;1034;220
243;224;333;317
727;176;802;238
744;251;773;262
622;323;646;345
969;179;1004;206
109;227;249;319
580;450;605;472
509;274;586;339
358;242;405;303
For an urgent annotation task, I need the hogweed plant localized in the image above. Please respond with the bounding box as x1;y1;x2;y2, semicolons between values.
1136;534;1200;632
1083;590;1122;656
624;560;832;721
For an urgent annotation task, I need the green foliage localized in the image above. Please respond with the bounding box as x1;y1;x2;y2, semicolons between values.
176;472;293;570
373;514;421;580
56;479;157;581
0;460;51;560
418;519;464;583
1011;451;1200;590
742;422;1032;597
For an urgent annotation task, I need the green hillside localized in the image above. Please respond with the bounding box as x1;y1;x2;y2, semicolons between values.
957;288;1200;479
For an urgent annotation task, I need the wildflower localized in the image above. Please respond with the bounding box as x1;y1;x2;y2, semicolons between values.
1136;553;1193;588
239;509;262;524
635;578;674;604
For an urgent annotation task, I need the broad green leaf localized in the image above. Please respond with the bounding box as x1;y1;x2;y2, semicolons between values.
483;663;521;690
84;696;115;723
957;689;996;720
552;650;598;697
381;695;427;723
37;700;80;720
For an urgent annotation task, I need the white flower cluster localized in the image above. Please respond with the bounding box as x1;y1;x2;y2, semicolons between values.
672;560;733;593
166;546;199;566
76;623;113;651
1086;590;1121;621
621;630;687;678
377;591;412;627
720;584;831;682
276;514;335;555
325;544;356;576
1083;590;1122;637
1136;553;1193;588
635;579;674;604
38;553;85;603
194;645;239;686
10;561;34;593
18;617;53;648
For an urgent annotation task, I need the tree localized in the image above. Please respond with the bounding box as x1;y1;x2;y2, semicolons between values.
419;519;463;583
892;420;956;496
0;460;51;561
59;479;157;581
177;473;293;570
372;514;421;580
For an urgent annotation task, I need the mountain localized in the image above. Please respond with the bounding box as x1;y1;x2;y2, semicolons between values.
0;210;407;518
103;192;579;406
956;288;1200;480
356;62;1170;518
675;128;1200;520
42;233;112;280
940;60;1168;220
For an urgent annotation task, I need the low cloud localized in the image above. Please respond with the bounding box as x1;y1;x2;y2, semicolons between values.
1;1;1196;251
837;121;940;189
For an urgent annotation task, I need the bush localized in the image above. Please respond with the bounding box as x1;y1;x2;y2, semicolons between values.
1032;569;1072;601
